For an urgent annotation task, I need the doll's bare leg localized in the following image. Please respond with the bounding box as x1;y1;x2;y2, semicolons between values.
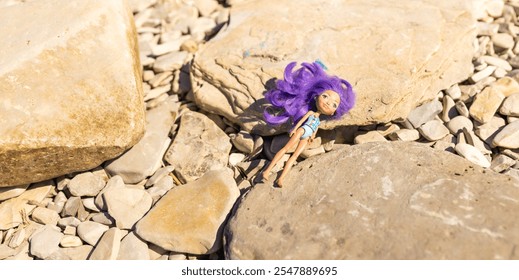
261;128;304;181
276;138;308;188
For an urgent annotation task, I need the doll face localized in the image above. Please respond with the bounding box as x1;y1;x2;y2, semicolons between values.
316;90;340;116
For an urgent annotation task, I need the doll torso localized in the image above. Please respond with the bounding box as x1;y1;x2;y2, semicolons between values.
300;114;320;139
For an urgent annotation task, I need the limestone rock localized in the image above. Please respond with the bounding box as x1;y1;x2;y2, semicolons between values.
104;185;153;230
388;129;420;141
500;93;519;116
46;245;93;260
68;172;106;197
88;227;122;260
354;131;388;144
447;116;474;134
165;111;232;182
105;103;176;184
31;207;60;226
455;143;491;168
135;169;239;255
117;231;150;260
418;120;450;141
0;185;28;201
60;235;83;248
493;121;519;149
226;142;519;259
0;182;52;230
470;87;505;124
76;221;109;246
0;0;145;187
191;0;475;135
29;225;63;259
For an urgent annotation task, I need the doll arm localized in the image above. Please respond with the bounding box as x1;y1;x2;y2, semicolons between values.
290;111;314;136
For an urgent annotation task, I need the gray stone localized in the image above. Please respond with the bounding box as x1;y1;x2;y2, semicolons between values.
231;131;255;154
105;103;176;184
418;120;450;141
88;227;122;260
57;217;81;228
447;116;474;134
147;175;174;205
104;185;152;230
165;111;232;183
500;93;519;116
0;0;145;187
407;100;443;128
76;221;109;246
226;142;519;259
95;175;125;211
61;196;82;217
493;121;519;149
491;154;517;173
388;129;420;141
29;225;63;259
68;172;106;197
145;166;175;187
117;231;149;260
474;116;506;145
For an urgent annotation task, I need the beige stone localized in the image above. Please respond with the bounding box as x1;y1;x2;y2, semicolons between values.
135;169;239;255
493;121;519;149
0;0;145;187
469;87;505;124
88;227;122;260
191;0;475;135
226;142;519;259
0;185;28;201
104;185;152;230
0;182;52;230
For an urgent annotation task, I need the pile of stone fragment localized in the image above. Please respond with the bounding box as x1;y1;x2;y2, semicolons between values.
348;0;519;177
1;0;519;261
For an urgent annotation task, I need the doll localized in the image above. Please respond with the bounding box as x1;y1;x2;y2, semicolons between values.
260;61;355;188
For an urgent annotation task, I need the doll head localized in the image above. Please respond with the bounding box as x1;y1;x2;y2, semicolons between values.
264;61;355;126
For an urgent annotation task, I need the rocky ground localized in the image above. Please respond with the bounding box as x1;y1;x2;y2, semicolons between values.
1;0;519;260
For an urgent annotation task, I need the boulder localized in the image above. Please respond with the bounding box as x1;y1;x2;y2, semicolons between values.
191;0;475;135
135;169;240;255
225;142;519;259
0;0;145;187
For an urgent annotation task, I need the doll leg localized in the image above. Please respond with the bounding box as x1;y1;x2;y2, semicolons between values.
276;138;308;188
261;128;304;181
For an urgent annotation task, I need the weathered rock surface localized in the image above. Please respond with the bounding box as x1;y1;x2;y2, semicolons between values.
0;181;53;230
0;0;145;187
104;185;152;230
29;225;63;259
225;142;519;259
191;0;476;135
117;231;149;260
135;169;239;255
104;103;176;184
165;111;231;182
88;227;122;260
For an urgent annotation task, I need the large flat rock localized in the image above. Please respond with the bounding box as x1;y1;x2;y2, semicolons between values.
225;142;519;259
191;0;476;135
0;0;145;187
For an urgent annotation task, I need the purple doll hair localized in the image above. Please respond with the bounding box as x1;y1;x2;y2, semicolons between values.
264;61;355;126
